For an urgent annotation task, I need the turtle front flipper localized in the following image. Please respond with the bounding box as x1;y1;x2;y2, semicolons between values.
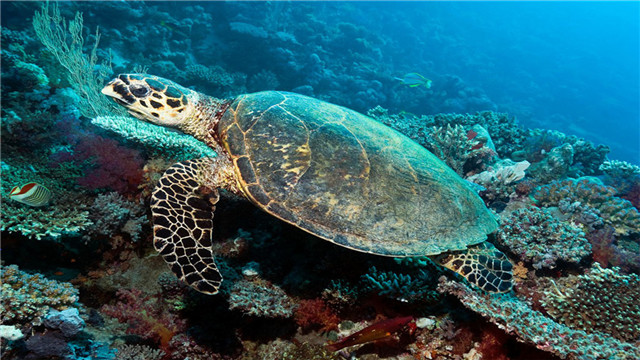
152;158;223;294
437;242;513;293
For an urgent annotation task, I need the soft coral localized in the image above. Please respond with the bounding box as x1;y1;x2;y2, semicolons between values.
51;133;144;195
101;288;185;351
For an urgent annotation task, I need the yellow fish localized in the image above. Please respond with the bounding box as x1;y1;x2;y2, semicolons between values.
9;182;52;207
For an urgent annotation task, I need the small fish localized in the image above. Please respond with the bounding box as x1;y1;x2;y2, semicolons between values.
9;182;52;207
395;72;432;88
326;316;414;352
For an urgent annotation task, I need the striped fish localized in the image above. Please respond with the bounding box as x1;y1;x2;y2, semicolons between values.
9;182;52;207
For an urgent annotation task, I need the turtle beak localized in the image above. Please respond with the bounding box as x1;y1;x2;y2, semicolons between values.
102;78;135;106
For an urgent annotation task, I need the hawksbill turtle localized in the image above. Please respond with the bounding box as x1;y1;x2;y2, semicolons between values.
102;74;513;295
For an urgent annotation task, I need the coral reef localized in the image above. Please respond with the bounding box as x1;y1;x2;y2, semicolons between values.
1;265;79;326
533;178;640;236
86;192;146;242
467;160;530;201
599;160;640;178
33;2;126;118
361;266;441;304
100;288;186;350
541;264;640;342
228;278;297;318
1;2;638;359
425;124;495;176
438;277;640;360
114;344;165;360
91;115;216;160
496;206;591;269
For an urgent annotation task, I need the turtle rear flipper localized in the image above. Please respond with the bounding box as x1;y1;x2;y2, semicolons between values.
152;158;222;294
437;242;513;293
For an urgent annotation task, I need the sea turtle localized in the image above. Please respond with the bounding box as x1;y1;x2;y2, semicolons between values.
102;74;513;295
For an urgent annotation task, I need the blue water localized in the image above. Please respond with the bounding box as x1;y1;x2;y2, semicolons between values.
382;1;640;163
4;1;637;162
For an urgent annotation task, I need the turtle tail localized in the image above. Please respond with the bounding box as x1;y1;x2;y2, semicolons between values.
151;158;222;294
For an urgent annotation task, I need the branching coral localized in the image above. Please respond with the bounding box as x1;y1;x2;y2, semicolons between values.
438;277;640;360
527;143;574;184
564;137;609;176
361;266;440;303
1;265;79;326
533;178;640;235
496;206;590;269
540;264;640;342
114;344;165;360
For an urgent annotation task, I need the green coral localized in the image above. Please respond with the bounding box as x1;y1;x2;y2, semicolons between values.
533;178;640;235
1;265;79;325
541;264;640;342
91;116;216;161
496;206;590;269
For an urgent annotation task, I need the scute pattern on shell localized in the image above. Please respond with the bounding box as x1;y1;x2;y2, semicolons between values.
217;91;497;257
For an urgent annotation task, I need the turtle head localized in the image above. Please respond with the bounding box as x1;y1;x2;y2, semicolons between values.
102;74;195;128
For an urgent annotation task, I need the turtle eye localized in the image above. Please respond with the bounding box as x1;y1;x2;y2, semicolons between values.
130;84;150;98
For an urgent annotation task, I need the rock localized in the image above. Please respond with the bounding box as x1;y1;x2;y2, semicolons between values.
44;308;85;338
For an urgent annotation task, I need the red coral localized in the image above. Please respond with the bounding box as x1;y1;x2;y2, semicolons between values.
622;179;640;210
294;298;340;332
100;288;185;351
75;135;144;194
587;226;616;268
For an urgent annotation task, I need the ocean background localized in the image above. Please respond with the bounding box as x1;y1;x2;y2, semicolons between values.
2;1;639;359
4;1;637;162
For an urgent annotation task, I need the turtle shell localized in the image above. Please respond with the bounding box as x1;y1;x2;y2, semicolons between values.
217;91;496;256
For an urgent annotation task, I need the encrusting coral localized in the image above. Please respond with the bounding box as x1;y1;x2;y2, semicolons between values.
438;277;640;360
540;264;640;342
